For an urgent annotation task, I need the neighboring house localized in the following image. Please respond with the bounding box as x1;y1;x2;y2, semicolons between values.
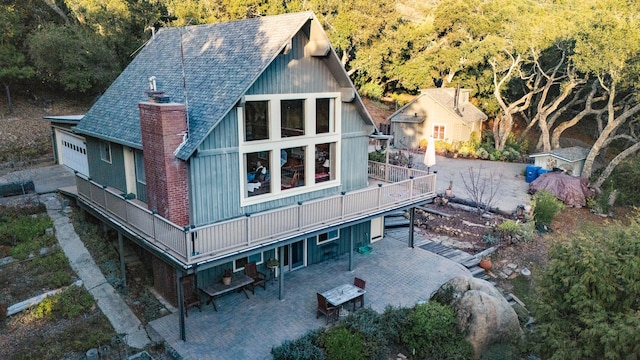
61;12;436;339
389;88;487;148
529;146;590;176
43;115;89;176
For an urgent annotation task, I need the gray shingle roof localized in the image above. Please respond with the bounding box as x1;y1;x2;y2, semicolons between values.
75;12;322;160
529;146;590;162
388;88;487;124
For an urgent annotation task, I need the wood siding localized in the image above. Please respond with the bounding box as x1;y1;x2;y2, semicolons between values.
86;137;126;192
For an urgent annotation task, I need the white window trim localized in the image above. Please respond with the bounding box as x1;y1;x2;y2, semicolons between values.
316;229;340;245
100;140;112;164
432;124;446;140
239;93;342;207
233;252;264;272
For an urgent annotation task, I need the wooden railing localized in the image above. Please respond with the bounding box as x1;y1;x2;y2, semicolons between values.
75;162;436;265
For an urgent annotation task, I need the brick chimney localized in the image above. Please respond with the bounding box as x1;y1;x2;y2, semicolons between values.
138;101;190;227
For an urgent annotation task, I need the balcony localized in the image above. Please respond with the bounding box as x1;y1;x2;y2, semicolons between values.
75;161;436;266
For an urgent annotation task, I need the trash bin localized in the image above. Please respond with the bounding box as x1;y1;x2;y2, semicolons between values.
526;165;541;183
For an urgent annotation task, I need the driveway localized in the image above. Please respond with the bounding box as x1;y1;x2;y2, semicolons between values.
411;155;531;213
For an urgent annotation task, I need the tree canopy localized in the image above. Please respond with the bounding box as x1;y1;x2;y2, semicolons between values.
3;0;640;190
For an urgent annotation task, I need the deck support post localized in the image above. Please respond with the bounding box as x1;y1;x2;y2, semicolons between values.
118;231;127;287
409;207;415;248
177;269;186;341
278;246;285;300
349;231;354;271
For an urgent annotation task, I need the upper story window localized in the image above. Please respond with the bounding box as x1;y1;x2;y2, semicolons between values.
134;150;146;184
239;93;341;205
99;140;111;163
433;125;445;140
244;101;269;141
281;99;305;137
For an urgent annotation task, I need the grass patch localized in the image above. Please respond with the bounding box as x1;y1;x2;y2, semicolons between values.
510;275;534;308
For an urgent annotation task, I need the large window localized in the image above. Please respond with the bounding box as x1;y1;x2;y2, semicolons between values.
281;99;305;137
238;93;341;203
244;101;269;141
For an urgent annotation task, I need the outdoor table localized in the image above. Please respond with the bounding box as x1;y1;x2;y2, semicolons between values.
200;273;253;311
321;283;366;307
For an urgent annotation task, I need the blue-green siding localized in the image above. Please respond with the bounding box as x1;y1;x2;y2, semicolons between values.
189;31;373;226
86;137;126;192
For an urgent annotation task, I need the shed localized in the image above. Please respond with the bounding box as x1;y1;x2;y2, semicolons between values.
528;146;590;176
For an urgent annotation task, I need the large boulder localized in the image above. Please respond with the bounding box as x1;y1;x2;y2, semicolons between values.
431;276;522;358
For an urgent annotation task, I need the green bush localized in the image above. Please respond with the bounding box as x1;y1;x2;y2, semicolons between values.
401;302;474;360
341;307;389;359
380;305;412;346
531;213;640;359
532;190;564;229
368;150;386;163
271;329;325;360
321;325;365;360
496;220;520;238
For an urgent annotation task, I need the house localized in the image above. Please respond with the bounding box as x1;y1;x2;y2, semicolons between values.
528;146;591;176
63;12;436;340
388;88;487;149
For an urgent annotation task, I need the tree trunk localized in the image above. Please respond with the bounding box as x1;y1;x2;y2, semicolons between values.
581;84;640;179
592;141;640;190
42;0;70;25
4;83;12;114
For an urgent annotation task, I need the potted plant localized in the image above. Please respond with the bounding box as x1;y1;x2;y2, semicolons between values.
479;257;492;271
222;268;233;285
445;180;453;197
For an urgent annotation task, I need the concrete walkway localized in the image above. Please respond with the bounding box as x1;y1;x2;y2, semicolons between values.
41;194;151;349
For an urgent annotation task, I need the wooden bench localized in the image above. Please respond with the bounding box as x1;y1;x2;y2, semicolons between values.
199;273;253;311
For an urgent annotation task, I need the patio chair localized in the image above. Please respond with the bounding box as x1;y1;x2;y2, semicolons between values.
181;274;201;317
316;293;339;324
244;262;266;294
351;277;366;311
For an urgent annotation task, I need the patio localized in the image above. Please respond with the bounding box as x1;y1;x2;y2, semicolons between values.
149;230;471;360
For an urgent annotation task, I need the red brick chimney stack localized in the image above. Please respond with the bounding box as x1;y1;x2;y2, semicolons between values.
138;100;190;227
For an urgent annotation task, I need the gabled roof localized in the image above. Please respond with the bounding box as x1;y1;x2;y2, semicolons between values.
75;12;371;160
529;146;590;163
388;88;487;125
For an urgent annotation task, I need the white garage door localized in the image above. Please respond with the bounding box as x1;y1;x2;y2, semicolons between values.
59;131;89;176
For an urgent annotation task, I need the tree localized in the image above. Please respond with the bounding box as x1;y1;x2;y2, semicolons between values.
28;24;120;93
0;4;34;113
532;211;640;359
567;1;640;185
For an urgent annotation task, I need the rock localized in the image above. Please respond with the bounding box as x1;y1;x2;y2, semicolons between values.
507;263;518;270
431;276;522;358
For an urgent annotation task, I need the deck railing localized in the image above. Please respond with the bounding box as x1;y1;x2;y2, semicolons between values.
75;161;435;265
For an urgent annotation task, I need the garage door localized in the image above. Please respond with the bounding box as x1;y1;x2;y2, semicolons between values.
59;131;89;176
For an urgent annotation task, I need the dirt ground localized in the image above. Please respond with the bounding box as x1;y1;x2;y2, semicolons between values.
414;200;621;295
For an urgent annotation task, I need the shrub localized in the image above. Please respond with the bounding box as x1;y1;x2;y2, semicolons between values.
601;154;640;206
321;325;365;360
271;329;325;360
341;307;389;359
531;213;640;359
368;150;385;163
532;190;564;229
380;305;412;346
401;302;474;360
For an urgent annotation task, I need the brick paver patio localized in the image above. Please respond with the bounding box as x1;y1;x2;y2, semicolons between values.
149;230;471;359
